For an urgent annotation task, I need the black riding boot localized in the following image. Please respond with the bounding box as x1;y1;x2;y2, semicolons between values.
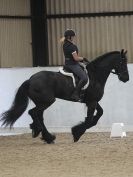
71;81;85;101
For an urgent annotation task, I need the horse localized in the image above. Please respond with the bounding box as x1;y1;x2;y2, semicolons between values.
0;49;129;144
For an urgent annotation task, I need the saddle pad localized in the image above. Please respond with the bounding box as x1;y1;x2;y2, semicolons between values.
59;67;76;87
59;67;89;90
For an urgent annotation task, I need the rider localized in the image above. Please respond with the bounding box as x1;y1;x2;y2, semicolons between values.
62;29;88;101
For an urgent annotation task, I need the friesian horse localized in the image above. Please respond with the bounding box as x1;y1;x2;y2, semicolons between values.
1;49;129;143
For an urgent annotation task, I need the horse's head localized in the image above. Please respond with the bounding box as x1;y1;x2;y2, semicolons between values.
112;49;129;82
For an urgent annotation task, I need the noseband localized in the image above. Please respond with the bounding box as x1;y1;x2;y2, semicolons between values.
111;70;127;76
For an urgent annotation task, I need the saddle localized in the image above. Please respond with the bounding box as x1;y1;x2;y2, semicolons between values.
59;62;89;90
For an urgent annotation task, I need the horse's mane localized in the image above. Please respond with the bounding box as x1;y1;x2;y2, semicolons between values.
86;51;120;74
91;51;120;64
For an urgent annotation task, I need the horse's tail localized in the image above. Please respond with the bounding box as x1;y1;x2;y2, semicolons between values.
1;80;29;128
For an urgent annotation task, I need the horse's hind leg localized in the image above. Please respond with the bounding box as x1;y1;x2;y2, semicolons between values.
28;108;42;138
29;101;56;143
36;105;56;144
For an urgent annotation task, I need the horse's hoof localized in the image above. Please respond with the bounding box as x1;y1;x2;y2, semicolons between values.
46;134;56;144
46;140;55;144
30;123;41;138
32;129;41;138
71;127;80;142
71;123;86;142
41;134;56;144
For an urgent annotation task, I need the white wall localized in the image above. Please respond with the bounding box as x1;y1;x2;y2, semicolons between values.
0;65;133;132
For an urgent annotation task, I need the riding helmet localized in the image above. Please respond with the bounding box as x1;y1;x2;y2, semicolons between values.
64;29;76;37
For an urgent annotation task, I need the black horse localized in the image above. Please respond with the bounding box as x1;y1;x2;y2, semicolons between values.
1;49;129;143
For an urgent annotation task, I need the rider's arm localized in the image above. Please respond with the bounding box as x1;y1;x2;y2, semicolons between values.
72;51;84;61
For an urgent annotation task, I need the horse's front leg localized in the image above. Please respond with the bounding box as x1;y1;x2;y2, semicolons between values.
71;101;97;142
85;102;103;129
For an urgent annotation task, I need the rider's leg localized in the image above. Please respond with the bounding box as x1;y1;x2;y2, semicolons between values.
67;64;88;101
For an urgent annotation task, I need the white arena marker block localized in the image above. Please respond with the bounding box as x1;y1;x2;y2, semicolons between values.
110;123;126;138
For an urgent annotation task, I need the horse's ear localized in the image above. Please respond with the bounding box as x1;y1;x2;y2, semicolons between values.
121;49;127;57
124;50;127;55
121;49;124;55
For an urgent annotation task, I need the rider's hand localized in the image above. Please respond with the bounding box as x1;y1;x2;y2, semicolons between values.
83;58;89;63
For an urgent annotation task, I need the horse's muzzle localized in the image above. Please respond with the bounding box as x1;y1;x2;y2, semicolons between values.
119;72;129;82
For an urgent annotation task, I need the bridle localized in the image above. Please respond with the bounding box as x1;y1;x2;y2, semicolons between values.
111;54;127;76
